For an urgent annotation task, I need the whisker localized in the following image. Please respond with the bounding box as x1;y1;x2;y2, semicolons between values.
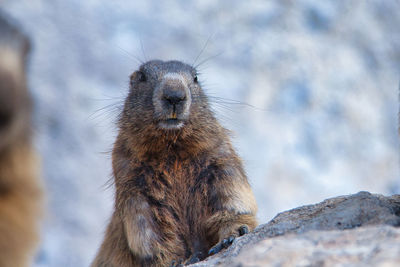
91;95;126;101
192;34;214;67
194;51;225;70
140;38;148;62
115;44;144;65
192;94;267;112
86;101;123;126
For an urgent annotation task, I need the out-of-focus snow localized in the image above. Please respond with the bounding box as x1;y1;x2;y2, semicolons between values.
2;1;399;266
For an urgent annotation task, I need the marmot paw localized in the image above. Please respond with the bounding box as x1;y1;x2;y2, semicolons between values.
208;225;250;256
170;259;183;267
208;235;235;256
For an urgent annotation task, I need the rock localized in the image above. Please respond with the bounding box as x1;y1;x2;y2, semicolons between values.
218;226;400;267
191;191;400;266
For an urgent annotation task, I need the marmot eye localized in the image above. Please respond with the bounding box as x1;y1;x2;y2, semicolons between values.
138;71;147;82
193;75;198;83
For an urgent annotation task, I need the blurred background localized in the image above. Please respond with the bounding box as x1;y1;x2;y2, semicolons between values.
1;0;399;266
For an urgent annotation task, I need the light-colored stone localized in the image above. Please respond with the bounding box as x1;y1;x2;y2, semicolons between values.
191;192;400;266
226;226;400;267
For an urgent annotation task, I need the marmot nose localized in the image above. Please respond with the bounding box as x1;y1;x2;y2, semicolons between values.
162;89;186;105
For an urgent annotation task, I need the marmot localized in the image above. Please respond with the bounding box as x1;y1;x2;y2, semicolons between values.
92;60;257;266
0;13;43;267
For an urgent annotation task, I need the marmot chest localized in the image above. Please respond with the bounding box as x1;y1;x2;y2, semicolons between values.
141;158;217;228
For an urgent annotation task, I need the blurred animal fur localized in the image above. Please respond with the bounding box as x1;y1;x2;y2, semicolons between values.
0;12;43;267
92;60;257;266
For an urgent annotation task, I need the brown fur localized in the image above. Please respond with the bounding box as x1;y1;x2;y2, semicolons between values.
0;13;43;267
92;60;257;266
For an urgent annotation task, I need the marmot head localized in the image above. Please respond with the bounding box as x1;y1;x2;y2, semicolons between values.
122;60;212;133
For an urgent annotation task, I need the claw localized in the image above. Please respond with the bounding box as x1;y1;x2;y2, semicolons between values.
225;236;235;245
208;235;235;256
208;242;223;256
186;251;203;264
238;225;249;236
170;259;183;267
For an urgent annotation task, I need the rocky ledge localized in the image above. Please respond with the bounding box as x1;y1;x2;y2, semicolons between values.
191;191;400;266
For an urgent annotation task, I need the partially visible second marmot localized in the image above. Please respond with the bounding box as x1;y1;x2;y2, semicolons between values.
92;60;257;266
0;12;43;267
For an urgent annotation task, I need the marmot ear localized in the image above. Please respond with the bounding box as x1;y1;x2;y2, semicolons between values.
129;72;136;87
130;71;146;87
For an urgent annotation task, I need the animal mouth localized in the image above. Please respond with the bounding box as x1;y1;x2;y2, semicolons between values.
158;118;184;130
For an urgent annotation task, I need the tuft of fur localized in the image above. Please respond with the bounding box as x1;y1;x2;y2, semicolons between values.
0;12;43;267
92;60;257;267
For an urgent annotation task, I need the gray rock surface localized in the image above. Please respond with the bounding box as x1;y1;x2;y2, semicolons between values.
191;192;400;266
208;226;400;267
